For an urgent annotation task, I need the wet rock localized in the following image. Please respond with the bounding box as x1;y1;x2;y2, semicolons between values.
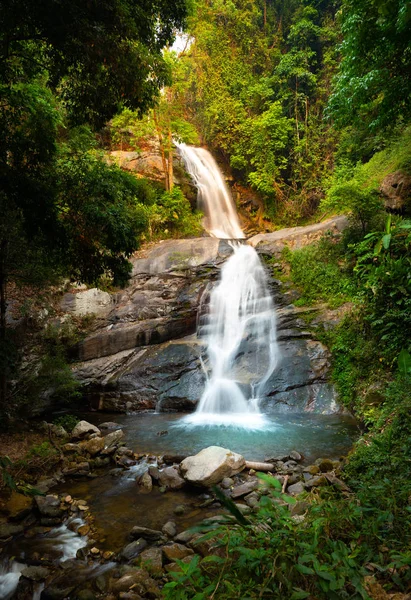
119;455;136;468
180;446;245;487
4;492;33;521
138;547;163;576
162;521;177;538
110;567;160;597
231;479;259;498
289;451;302;461
35;495;65;518
137;471;152;493
99;422;121;430
163;454;188;465
162;543;194;563
0;523;24;539
116;447;134;457
63;462;90;477
71;420;101;439
287;482;305;495
93;457;111;468
130;527;163;541
158;466;185;490
148;465;160;480
120;538;148;561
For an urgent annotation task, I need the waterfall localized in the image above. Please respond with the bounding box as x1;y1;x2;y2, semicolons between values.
178;144;279;427
176;143;244;239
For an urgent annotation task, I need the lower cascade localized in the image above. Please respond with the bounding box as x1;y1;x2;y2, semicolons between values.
178;145;279;428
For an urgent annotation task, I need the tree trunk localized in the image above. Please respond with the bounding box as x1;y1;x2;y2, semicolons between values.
153;110;169;190
167;126;174;192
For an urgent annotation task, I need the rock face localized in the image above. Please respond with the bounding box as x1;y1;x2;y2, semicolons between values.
380;170;411;212
248;216;348;256
180;446;246;486
68;224;347;415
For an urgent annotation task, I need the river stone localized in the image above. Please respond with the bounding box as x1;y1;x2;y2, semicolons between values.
287;482;305;495
0;523;24;539
174;529;195;544
103;429;124;448
220;477;234;489
130;527;163;541
289;451;302;461
316;458;334;472
35;495;64;518
20;566;50;581
162;543;194;562
71;421;101;439
157;466;185;490
162;521;177;538
120;538;148;561
79;436;105;456
137;471;152;493
180;446;245;487
231;478;259;498
4;492;33;521
138;547;163;576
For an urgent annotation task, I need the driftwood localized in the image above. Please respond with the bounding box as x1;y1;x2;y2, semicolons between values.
244;460;274;472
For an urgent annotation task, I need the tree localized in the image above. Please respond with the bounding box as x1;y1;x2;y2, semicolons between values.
328;0;411;133
0;0;189;127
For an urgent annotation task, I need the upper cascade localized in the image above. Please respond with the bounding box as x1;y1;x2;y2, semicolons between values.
176;143;244;240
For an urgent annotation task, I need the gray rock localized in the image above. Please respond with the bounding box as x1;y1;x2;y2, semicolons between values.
35;495;64;518
287;482;305;495
180;446;245;487
130;526;163;541
162;521;177;538
174;529;195;544
103;429;124;448
71;420;100;439
231;479;259;498
220;477;234;489
137;471;152;493
120;538;148;561
289;451;302;461
158;466;185;490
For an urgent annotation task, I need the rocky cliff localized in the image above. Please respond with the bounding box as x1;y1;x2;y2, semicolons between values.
63;217;348;415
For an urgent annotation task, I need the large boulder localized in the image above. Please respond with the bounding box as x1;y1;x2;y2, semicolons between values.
380;170;411;211
180;446;245;486
248;216;348;256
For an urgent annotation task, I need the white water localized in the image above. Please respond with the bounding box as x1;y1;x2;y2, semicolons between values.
0;517;88;599
176;143;244;239
177;145;279;428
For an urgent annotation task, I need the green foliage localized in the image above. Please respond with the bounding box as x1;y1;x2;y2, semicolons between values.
283;236;356;307
181;0;339;220
53;414;80;433
165;471;411;599
146;187;203;239
329;0;411;135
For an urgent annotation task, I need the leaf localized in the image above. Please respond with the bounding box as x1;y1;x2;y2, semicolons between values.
296;564;315;575
212;485;249;526
257;472;282;489
382;233;391;249
398;349;411;376
373;239;383;255
291;590;310;599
